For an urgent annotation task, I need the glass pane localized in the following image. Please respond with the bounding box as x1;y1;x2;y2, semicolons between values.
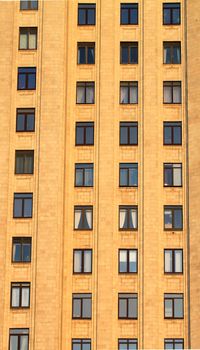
76;169;83;186
165;299;173;317
174;298;183;317
173;46;181;63
20;34;28;49
129;167;138;186
130;9;137;24
120;209;128;229
24;154;33;173
173;9;180;24
12;287;20;307
164;9;171;24
120;126;128;144
17;115;25;131
164;86;172;103
28;73;36;89
173;85;181;103
130;86;138;103
165;251;172;272
129;250;137;272
129;298;137;318
20;335;28;350
120;168;128;186
164;209;172;229
175;250;182;273
13;243;21;262
29;32;37;49
75;210;82;229
78;47;85;64
119;250;127;272
88;47;95;64
23;243;31;262
121;9;129;24
83;298;91;317
84;250;92;272
76;127;84;144
83;344;91;350
120;86;129;103
175;342;184;350
129;343;137;350
174;127;181;144
164;168;173;186
72;344;81;350
73;299;81;317
130;209;137;229
21;287;30;307
18;73;26;89
86;86;94;103
165;342;173;350
130;126;137;144
74;251;82;272
78;9;86;24
10;335;18;350
164;47;171;64
14;198;23;217
173;166;182;186
87;9;95;25
174;209;182;229
85;209;92;229
164;126;172;144
130;46;138;63
119;299;127;317
86;126;94;144
77;86;85;103
121;46;128;64
85;168;93;186
26;114;35;131
24;198;32;217
119;342;127;350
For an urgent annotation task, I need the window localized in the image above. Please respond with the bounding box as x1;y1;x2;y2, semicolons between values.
16;108;35;132
72;293;92;319
164;163;182;187
78;4;96;25
164;122;182;145
163;3;180;25
120;42;138;64
118;339;138;350
17;67;36;90
163;42;181;64
72;339;91;350
9;329;29;350
164;293;184;319
13;193;33;219
164;339;184;350
164;249;183;274
118;293;138;319
121;4;138;25
76;122;94;146
15;150;34;175
19;27;37;50
163;81;181;104
75;164;93;187
20;0;38;10
11;282;30;308
78;43;95;64
164;206;183;230
77;82;95;104
119;206;138;230
120;122;138;146
74;206;93;230
120;163;138;187
12;237;32;263
120;82;138;104
119;249;138;273
73;249;92;273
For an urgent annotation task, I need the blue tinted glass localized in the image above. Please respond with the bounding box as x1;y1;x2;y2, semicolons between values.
85;168;93;186
130;126;137;144
76;127;84;144
78;9;86;24
76;169;83;186
87;9;95;24
27;114;35;131
174;209;182;229
164;126;172;144
78;47;86;64
129;167;138;186
120;126;128;144
18;73;26;89
121;9;129;24
28;73;36;89
164;168;173;186
24;198;33;217
13;243;21;261
165;342;173;350
120;169;128;186
88;47;95;64
14;198;23;217
164;9;171;24
130;46;138;63
129;342;137;350
16;115;25;131
72;343;81;350
23;243;31;261
86;127;94;144
121;46;129;63
173;8;180;24
82;343;91;350
174;127;181;144
130;9;138;24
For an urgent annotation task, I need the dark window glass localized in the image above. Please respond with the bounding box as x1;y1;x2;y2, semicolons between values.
121;4;138;25
72;339;91;350
20;0;38;10
16;108;35;132
77;82;95;104
120;42;138;64
120;82;138;104
119;249;138;273
163;42;181;64
164;294;184;319
164;163;182;187
78;43;95;64
11;282;30;308
9;329;29;350
15;150;34;175
120;122;138;145
119;206;138;230
72;293;92;319
163;81;181;104
78;4;96;25
76;122;94;146
163;3;180;25
164;122;182;145
164;339;184;350
73;249;92;273
13;193;33;218
12;237;32;263
17;67;36;90
120;163;138;187
19;27;37;50
74;206;93;230
118;293;138;319
164;249;183;274
118;339;138;350
164;206;183;230
75;163;93;187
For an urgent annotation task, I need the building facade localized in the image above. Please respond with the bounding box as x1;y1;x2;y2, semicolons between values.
0;0;199;349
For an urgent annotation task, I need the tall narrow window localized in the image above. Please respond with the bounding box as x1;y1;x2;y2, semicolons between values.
78;43;95;64
19;27;37;50
164;122;182;145
119;206;138;230
120;42;138;64
12;237;32;263
76;122;94;146
163;81;181;104
72;339;91;350
118;293;138;319
11;283;30;308
164;293;184;319
15;150;34;174
120;4;138;25
164;339;184;350
72;293;92;319
20;0;38;10
163;3;181;25
73;249;92;273
119;163;138;187
78;4;96;25
74;206;93;230
163;42;181;64
77;82;95;104
75;164;93;187
17;67;36;90
9;329;29;350
164;206;183;230
120;82;138;104
164;249;183;274
164;163;182;187
120;122;138;145
118;339;138;350
119;249;138;273
13;193;33;218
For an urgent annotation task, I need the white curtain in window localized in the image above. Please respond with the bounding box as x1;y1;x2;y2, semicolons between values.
173;165;182;186
77;86;85;103
173;85;181;103
86;86;94;103
12;288;20;307
120;209;126;228
85;209;92;229
130;250;136;264
120;250;127;263
21;287;29;307
164;47;168;63
75;210;82;229
74;251;82;272
164;210;172;228
29;32;36;49
175;251;182;272
130;86;138;103
131;209;137;228
165;251;172;272
120;86;128;103
164;86;172;103
20;34;27;49
84;251;91;272
20;335;28;350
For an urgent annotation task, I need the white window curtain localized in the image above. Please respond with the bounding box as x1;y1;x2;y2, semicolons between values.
12;287;20;307
175;250;182;272
75;210;82;229
20;335;28;350
173;165;182;186
173;85;181;103
165;251;172;272
85;209;92;229
120;209;126;228
77;86;85;103
74;251;82;272
21;287;29;307
130;209;137;228
86;86;94;103
84;251;91;272
130;85;138;103
164;210;172;228
120;86;128;103
120;250;127;263
164;86;172;103
29;32;37;49
130;250;137;264
20;33;27;49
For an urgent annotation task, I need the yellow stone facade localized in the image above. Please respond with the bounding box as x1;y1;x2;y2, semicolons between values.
0;0;199;349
